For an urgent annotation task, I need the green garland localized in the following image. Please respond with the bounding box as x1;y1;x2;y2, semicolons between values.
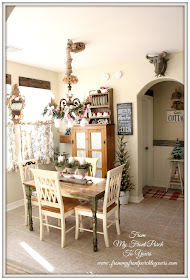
54;160;65;167
65;160;79;168
77;162;91;169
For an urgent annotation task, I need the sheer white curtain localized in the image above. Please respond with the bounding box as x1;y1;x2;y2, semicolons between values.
7;124;18;172
19;121;54;164
19;86;54;163
6;85;55;171
6;84;18;172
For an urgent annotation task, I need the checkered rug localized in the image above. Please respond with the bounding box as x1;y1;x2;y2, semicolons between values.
143;189;184;202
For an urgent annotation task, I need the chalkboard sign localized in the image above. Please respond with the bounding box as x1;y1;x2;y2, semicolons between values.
117;103;133;135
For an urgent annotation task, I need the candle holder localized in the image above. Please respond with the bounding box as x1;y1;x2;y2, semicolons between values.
77;162;91;176
65;160;79;174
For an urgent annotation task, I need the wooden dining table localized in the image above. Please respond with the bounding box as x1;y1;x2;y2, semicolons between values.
23;176;106;252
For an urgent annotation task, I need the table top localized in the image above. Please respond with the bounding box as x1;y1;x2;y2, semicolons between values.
23;176;106;199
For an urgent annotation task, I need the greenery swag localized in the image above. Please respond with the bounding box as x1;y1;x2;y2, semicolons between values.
77;162;91;170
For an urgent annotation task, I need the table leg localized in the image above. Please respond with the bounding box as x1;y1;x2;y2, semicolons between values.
25;185;33;231
89;198;98;252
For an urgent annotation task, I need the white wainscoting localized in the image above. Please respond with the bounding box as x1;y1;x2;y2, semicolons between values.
153;146;184;189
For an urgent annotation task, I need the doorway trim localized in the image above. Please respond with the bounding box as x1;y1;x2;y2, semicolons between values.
137;77;184;200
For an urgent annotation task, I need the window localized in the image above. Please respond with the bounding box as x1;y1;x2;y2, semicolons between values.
19;86;53;122
6;77;55;171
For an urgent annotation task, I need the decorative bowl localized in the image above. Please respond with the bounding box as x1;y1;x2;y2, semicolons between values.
66;167;77;174
55;166;64;172
77;168;89;176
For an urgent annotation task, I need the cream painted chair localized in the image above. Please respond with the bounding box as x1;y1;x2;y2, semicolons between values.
75;165;124;247
18;159;41;226
74;157;99;177
31;169;80;248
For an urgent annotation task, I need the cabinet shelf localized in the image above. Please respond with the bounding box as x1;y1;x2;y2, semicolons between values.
90;105;109;109
90;116;110;119
89;88;113;124
89;92;109;96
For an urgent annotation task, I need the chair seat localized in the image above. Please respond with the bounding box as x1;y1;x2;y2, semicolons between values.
31;196;38;202
75;200;117;214
41;198;80;214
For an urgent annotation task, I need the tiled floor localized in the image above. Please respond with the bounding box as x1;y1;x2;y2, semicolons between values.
5;187;185;276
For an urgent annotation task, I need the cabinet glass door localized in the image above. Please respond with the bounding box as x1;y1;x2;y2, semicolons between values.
89;131;103;178
73;131;87;157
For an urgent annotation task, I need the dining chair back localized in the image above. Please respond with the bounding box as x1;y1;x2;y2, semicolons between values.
103;165;124;214
74;157;99;177
17;159;39;225
31;169;63;215
75;164;124;247
31;169;80;248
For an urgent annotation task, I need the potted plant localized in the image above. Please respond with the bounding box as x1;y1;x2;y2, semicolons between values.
65;160;79;174
53;110;63;128
115;135;134;205
54;160;65;172
42;101;64;128
77;162;91;176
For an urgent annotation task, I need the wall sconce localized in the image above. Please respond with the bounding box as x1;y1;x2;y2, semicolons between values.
6;84;25;124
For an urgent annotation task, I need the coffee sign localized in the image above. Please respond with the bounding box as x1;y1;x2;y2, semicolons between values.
167;110;184;122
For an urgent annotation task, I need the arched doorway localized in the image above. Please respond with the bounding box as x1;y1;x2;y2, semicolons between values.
137;78;184;200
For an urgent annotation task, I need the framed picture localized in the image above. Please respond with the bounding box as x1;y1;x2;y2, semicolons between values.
117;103;133;135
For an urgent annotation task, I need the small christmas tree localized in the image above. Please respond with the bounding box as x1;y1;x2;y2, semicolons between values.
171;138;184;159
114;135;134;192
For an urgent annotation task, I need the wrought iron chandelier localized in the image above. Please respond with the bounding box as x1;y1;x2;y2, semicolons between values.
59;39;91;127
42;39;91;128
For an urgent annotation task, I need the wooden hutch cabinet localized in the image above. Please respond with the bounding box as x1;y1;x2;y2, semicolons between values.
71;124;115;178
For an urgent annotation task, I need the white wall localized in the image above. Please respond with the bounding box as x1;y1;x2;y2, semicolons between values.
152;81;184;141
6;61;59;205
58;52;184;202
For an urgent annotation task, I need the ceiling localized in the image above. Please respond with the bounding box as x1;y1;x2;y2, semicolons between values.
6;5;184;72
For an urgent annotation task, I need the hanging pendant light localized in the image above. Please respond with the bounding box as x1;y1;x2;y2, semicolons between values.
42;40;91;127
59;39;90;127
